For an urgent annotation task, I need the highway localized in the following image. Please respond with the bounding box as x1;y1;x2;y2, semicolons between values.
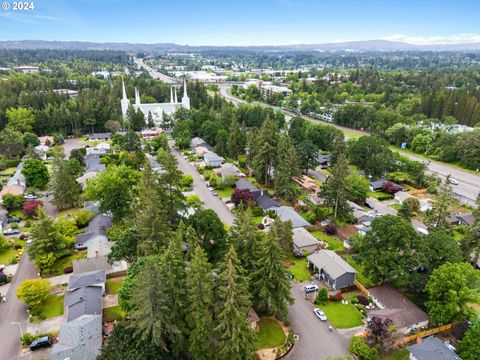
219;86;480;206
134;57;178;84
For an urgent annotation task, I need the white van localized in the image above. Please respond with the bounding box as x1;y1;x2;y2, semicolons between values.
304;284;319;293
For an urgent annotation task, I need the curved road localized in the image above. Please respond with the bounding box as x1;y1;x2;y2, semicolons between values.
219;86;480;206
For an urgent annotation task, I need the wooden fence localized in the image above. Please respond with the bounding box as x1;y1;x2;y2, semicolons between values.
398;323;453;345
354;280;370;296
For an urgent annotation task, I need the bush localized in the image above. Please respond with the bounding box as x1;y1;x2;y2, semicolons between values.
22;199;42;217
381;182;402;195
358;295;369;306
325;222;337;235
251;206;264;217
63;266;73;274
1;194;26;211
303;210;317;224
349;336;379;360
257;223;265;230
355;303;365;310
180;174;194;190
74;209;95;228
21;331;55;346
335;292;343;301
377;194;394;201
24;219;32;228
14;244;22;250
316;288;328;304
231;188;253;207
10;222;19;229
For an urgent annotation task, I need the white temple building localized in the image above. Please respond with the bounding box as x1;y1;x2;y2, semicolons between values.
120;78;190;125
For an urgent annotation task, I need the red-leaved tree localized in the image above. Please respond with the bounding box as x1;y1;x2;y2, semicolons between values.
381;182;402;195
231;188;253;207
22;200;42;217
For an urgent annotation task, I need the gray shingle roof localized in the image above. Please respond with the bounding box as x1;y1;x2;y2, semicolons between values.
293;228;320;248
85;155;106;173
235;179;259;192
204;151;222;163
190;137;208;148
307;250;356;279
51;314;102;360
273;206;310;228
256;194;280;211
65;286;103;322
68;269;106;291
370;178;388;190
408;337;462;360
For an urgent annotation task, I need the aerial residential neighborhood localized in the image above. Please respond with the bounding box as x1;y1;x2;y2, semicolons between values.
0;2;480;360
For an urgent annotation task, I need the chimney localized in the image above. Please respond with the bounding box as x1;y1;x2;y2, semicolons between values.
17;179;20;185
95;250;99;258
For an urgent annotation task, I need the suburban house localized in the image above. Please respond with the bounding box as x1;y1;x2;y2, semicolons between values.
194;146;210;156
78;155;106;186
149;157;164;173
140;128;163;138
88;132;111;141
447;212;476;227
235;178;259;192
204;151;223;168
315;154;332;167
0;161;26;198
252;190;280;212
73;255;111;274
395;191;415;204
294;175;318;191
38;135;54;145
293;227;320;254
190;137;210;150
272;206;311;228
51;314;102;360
74;214;113;255
368;285;429;334
369;179;389;192
34;144;50;159
307;192;326;206
217;163;244;179
67;269;106;292
307;250;357;289
408;337;462;360
86;142;110;156
65;285;103;322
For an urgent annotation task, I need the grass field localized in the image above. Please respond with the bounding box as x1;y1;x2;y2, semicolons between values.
49;251;87;276
216;187;234;199
309;230;344;251
390;203;402;211
285;254;311;282
319;302;364;329
103;305;125;323
382;349;409;360
106;278;123;295
255;318;286;350
34;294;64;322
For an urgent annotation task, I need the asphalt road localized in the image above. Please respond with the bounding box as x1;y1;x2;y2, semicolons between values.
219;86;480;206
170;143;235;226
284;282;349;360
62;137;83;158
0;253;38;360
134;58;178;84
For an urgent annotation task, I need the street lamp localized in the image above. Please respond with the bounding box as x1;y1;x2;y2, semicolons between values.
11;322;23;337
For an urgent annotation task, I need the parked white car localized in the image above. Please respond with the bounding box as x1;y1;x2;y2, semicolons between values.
449;178;459;185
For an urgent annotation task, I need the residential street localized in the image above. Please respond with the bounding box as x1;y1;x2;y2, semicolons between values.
219;86;480;206
284;282;349;360
170;143;235;226
0;253;38;360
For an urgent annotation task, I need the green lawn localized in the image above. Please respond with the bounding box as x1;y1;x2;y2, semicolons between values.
34;294;64;321
217;187;234;199
368;191;392;200
0;167;17;176
390;203;402;211
0;248;17;264
285;254;311;282
253;216;264;225
343;254;374;288
382;349;409;360
309;230;344;251
49;251;87;276
103;305;125;323
106;278;123;295
319;302;364;329
255;318;286;350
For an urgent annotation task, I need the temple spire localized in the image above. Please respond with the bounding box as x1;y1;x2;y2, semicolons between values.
122;77;127;99
183;78;187;97
170;87;174;103
135;87;141;106
181;78;190;109
174;87;178;103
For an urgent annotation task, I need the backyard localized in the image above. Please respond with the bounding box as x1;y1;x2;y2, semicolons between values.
343;254;374;288
106;278;123;295
255;318;286;350
103;305;125;323
309;230;344;251
284;254;310;282
0;247;17;264
318;301;364;329
49;251;87;276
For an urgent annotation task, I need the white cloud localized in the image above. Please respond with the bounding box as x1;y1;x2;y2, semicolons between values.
382;33;480;45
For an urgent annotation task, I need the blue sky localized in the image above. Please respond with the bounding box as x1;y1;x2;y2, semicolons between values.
0;0;479;45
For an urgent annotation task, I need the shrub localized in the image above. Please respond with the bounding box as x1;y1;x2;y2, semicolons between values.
251;206;264;217
355;303;365;311
1;194;26;211
16;278;51;308
377;193;394;201
325;222;337;235
303;210;317;224
10;222;19;229
358;295;369;306
231;188;253;207
14;244;22;250
63;266;73;274
74;209;95;228
22;199;42;217
0;235;10;251
180;174;194;190
349;336;379;360
335;292;343;301
381;182;402;195
316;288;328;304
24;219;32;228
257;223;265;230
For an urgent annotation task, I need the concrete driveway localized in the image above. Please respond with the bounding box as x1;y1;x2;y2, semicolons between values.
169;144;234;226
284;282;349;360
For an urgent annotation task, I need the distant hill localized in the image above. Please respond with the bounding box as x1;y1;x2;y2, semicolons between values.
1;39;480;52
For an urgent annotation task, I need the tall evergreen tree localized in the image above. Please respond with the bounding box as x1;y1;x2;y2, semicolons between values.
251;116;278;187
229;207;262;272
275;135;301;200
426;175;454;229
251;231;294;318
270;219;293;254
321;152;351;220
214;246;256;360
228;117;244;159
186;247;215;360
50;157;82;211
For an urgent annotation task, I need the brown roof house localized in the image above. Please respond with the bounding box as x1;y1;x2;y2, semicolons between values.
368;286;429;334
